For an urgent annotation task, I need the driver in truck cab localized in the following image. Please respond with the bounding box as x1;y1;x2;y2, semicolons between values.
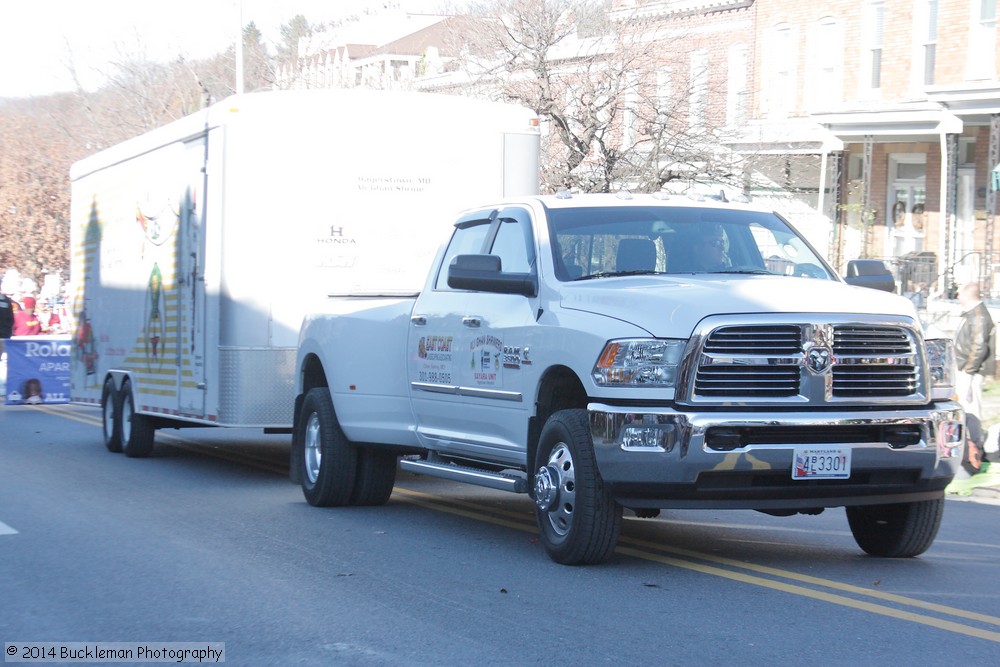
670;223;730;272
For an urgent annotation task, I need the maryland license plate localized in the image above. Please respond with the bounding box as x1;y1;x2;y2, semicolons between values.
792;447;851;480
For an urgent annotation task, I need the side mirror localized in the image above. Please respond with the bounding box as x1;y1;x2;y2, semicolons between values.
447;254;537;297
843;259;896;293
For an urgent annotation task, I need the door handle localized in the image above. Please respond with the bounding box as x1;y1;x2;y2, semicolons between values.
462;316;482;328
410;315;427;326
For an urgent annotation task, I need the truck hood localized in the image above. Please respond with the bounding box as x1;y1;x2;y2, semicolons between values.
559;275;918;336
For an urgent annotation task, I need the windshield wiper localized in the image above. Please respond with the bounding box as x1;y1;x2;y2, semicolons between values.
716;268;771;275
575;270;662;281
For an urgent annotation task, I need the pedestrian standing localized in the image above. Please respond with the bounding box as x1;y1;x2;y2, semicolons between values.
954;282;996;472
0;290;13;360
955;282;995;415
12;296;42;336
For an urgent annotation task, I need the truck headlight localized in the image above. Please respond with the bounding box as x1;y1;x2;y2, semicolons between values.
592;339;686;387
925;338;957;401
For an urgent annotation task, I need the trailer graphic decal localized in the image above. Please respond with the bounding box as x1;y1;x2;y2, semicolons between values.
71;188;191;402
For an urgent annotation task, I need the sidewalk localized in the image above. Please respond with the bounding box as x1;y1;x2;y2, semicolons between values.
945;379;1000;505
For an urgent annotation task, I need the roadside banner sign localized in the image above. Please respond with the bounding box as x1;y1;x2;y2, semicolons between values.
5;336;71;405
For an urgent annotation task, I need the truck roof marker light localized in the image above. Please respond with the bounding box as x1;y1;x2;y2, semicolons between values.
529;118;540;128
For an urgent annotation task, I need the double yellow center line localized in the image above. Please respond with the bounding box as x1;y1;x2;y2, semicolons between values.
39;404;1000;643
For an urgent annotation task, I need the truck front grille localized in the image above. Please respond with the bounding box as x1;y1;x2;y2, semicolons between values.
691;321;923;404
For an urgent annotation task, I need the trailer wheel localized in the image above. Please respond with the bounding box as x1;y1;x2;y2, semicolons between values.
846;498;944;558
533;409;622;565
119;379;155;458
299;387;357;507
101;377;122;453
350;447;397;506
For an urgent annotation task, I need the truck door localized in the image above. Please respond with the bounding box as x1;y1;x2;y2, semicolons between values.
450;207;539;464
409;211;494;453
177;136;208;415
409;207;539;466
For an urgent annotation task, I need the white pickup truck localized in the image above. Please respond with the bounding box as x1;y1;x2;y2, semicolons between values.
292;192;964;565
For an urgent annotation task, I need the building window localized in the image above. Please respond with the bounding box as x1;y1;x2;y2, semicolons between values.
656;67;672;114
959;137;976;166
808;17;842;109
968;0;997;80
913;0;938;88
766;24;796;117
622;71;639;150
689;50;708;131
863;1;884;92
727;44;748;127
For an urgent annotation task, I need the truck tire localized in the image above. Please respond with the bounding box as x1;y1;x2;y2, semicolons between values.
350;447;398;506
846;498;944;558
299;387;357;507
101;377;122;453
119;379;155;458
533;409;622;565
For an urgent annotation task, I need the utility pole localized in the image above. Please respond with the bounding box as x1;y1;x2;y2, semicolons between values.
235;0;244;95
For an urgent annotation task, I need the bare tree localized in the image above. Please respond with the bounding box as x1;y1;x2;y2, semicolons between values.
448;0;747;194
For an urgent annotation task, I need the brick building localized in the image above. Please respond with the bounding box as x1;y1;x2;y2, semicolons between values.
745;0;1000;296
286;1;1000;294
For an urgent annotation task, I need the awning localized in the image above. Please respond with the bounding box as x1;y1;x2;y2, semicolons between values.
810;104;963;143
725;118;844;154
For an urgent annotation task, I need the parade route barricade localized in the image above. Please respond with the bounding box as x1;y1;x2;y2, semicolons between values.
4;335;71;405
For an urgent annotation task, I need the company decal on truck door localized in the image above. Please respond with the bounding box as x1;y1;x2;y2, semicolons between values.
416;335;454;384
470;335;503;387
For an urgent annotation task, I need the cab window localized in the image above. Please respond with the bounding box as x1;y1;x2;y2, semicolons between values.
435;221;491;290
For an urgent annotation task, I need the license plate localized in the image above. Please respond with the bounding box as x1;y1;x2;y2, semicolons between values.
792;447;851;479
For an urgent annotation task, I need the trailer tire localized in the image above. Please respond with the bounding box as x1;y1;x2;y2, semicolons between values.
119;380;155;458
350;447;398;506
533;409;622;565
101;377;122;453
299;387;357;507
846;498;944;558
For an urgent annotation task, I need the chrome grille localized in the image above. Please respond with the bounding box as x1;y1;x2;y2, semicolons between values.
701;325;800;355
693;322;921;402
695;365;800;397
832;326;918;397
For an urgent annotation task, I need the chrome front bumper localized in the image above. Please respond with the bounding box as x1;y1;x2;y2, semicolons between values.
588;402;964;510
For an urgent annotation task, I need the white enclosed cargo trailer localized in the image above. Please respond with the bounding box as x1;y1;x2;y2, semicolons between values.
69;88;539;456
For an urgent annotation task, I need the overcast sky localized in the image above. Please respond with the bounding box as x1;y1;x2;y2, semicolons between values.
0;1;449;98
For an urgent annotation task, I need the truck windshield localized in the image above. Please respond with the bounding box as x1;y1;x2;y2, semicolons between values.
546;206;831;281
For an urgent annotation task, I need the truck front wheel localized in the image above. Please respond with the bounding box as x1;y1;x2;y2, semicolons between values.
846;498;944;557
299;387;357;507
533;409;622;565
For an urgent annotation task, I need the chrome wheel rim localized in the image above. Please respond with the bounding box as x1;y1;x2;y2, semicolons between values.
121;392;133;443
102;393;115;442
304;413;322;485
536;443;575;537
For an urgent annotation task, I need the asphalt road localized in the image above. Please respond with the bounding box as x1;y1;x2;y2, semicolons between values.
2;404;999;666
